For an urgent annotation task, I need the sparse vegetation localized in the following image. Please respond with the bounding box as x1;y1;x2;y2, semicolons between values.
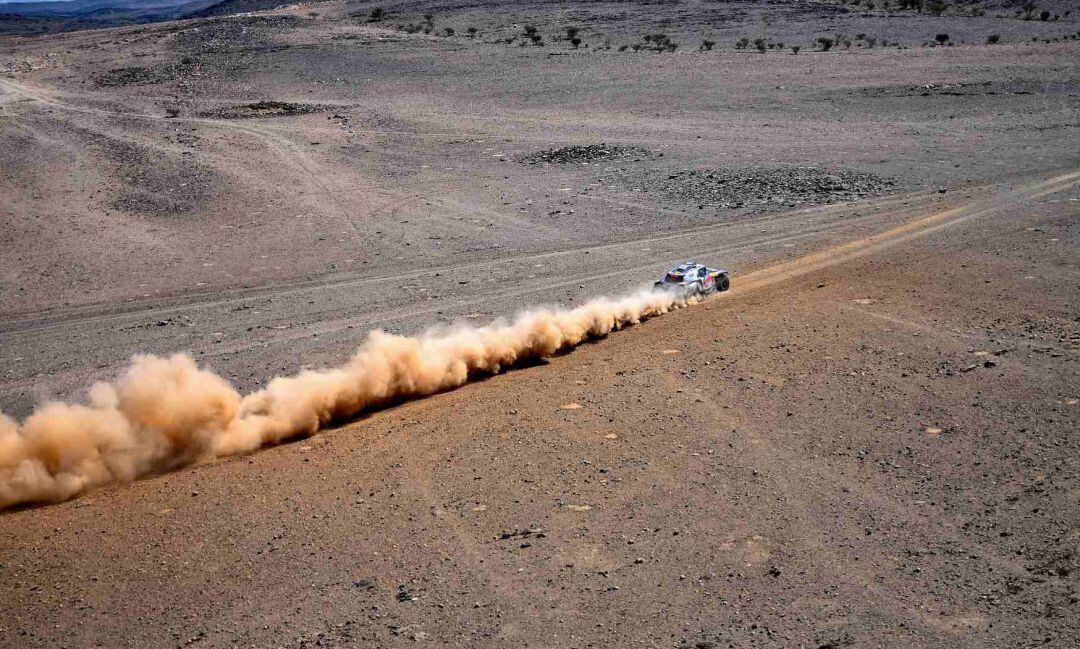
700;39;715;51
566;27;580;40
791;45;801;55
642;34;677;52
368;7;385;22
987;34;1000;44
467;27;478;38
817;37;834;51
926;0;947;16
570;37;582;48
735;37;749;49
443;27;455;37
935;33;950;45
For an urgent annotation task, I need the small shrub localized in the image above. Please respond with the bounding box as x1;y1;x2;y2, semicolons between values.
570;37;582;48
700;39;716;51
524;25;537;36
753;38;767;52
817;37;834;51
631;43;642;52
618;44;628;51
791;45;801;54
1040;10;1050;20
736;37;749;49
935;33;949;44
865;37;876;48
530;33;543;45
986;34;999;44
368;7;384;22
444;27;455;37
566;27;580;39
467;27;478;38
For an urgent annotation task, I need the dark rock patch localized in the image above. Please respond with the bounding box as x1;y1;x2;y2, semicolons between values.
655;166;894;209
198;101;326;119
520;143;657;165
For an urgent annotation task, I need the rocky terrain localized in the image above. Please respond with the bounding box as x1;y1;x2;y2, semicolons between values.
0;0;1078;647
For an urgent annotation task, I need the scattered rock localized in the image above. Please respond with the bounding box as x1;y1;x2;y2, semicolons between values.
519;144;656;165
198;101;326;119
656;166;894;209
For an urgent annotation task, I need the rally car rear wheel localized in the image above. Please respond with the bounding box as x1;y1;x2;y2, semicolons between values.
718;275;730;292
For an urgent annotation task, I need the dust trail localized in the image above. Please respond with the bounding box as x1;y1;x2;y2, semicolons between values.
0;287;701;509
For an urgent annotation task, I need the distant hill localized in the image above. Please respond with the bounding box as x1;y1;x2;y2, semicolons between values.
0;0;227;34
188;0;305;19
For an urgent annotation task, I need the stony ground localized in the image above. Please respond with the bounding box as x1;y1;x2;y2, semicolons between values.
0;1;1078;647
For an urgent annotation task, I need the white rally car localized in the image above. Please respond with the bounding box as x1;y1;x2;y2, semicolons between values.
654;262;730;294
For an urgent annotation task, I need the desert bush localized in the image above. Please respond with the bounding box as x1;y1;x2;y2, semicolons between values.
935;33;949;44
736;37;749;49
865;37;876;48
926;0;947;16
791;45;801;54
618;44;628;51
631;43;642;52
423;13;433;21
700;39;716;51
753;38;767;52
1040;10;1050;20
467;27;478;38
530;33;543;45
443;27;455;36
524;25;538;37
986;34;999;44
817;37;834;51
566;27;580;39
368;7;384;22
570;37;582;48
776;42;784;49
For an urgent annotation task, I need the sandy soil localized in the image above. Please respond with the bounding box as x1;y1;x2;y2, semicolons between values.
1;1;1078;647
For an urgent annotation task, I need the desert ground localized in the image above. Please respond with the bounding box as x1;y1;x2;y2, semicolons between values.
1;0;1078;647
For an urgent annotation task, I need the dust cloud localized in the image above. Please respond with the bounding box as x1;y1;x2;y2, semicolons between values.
0;288;702;509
